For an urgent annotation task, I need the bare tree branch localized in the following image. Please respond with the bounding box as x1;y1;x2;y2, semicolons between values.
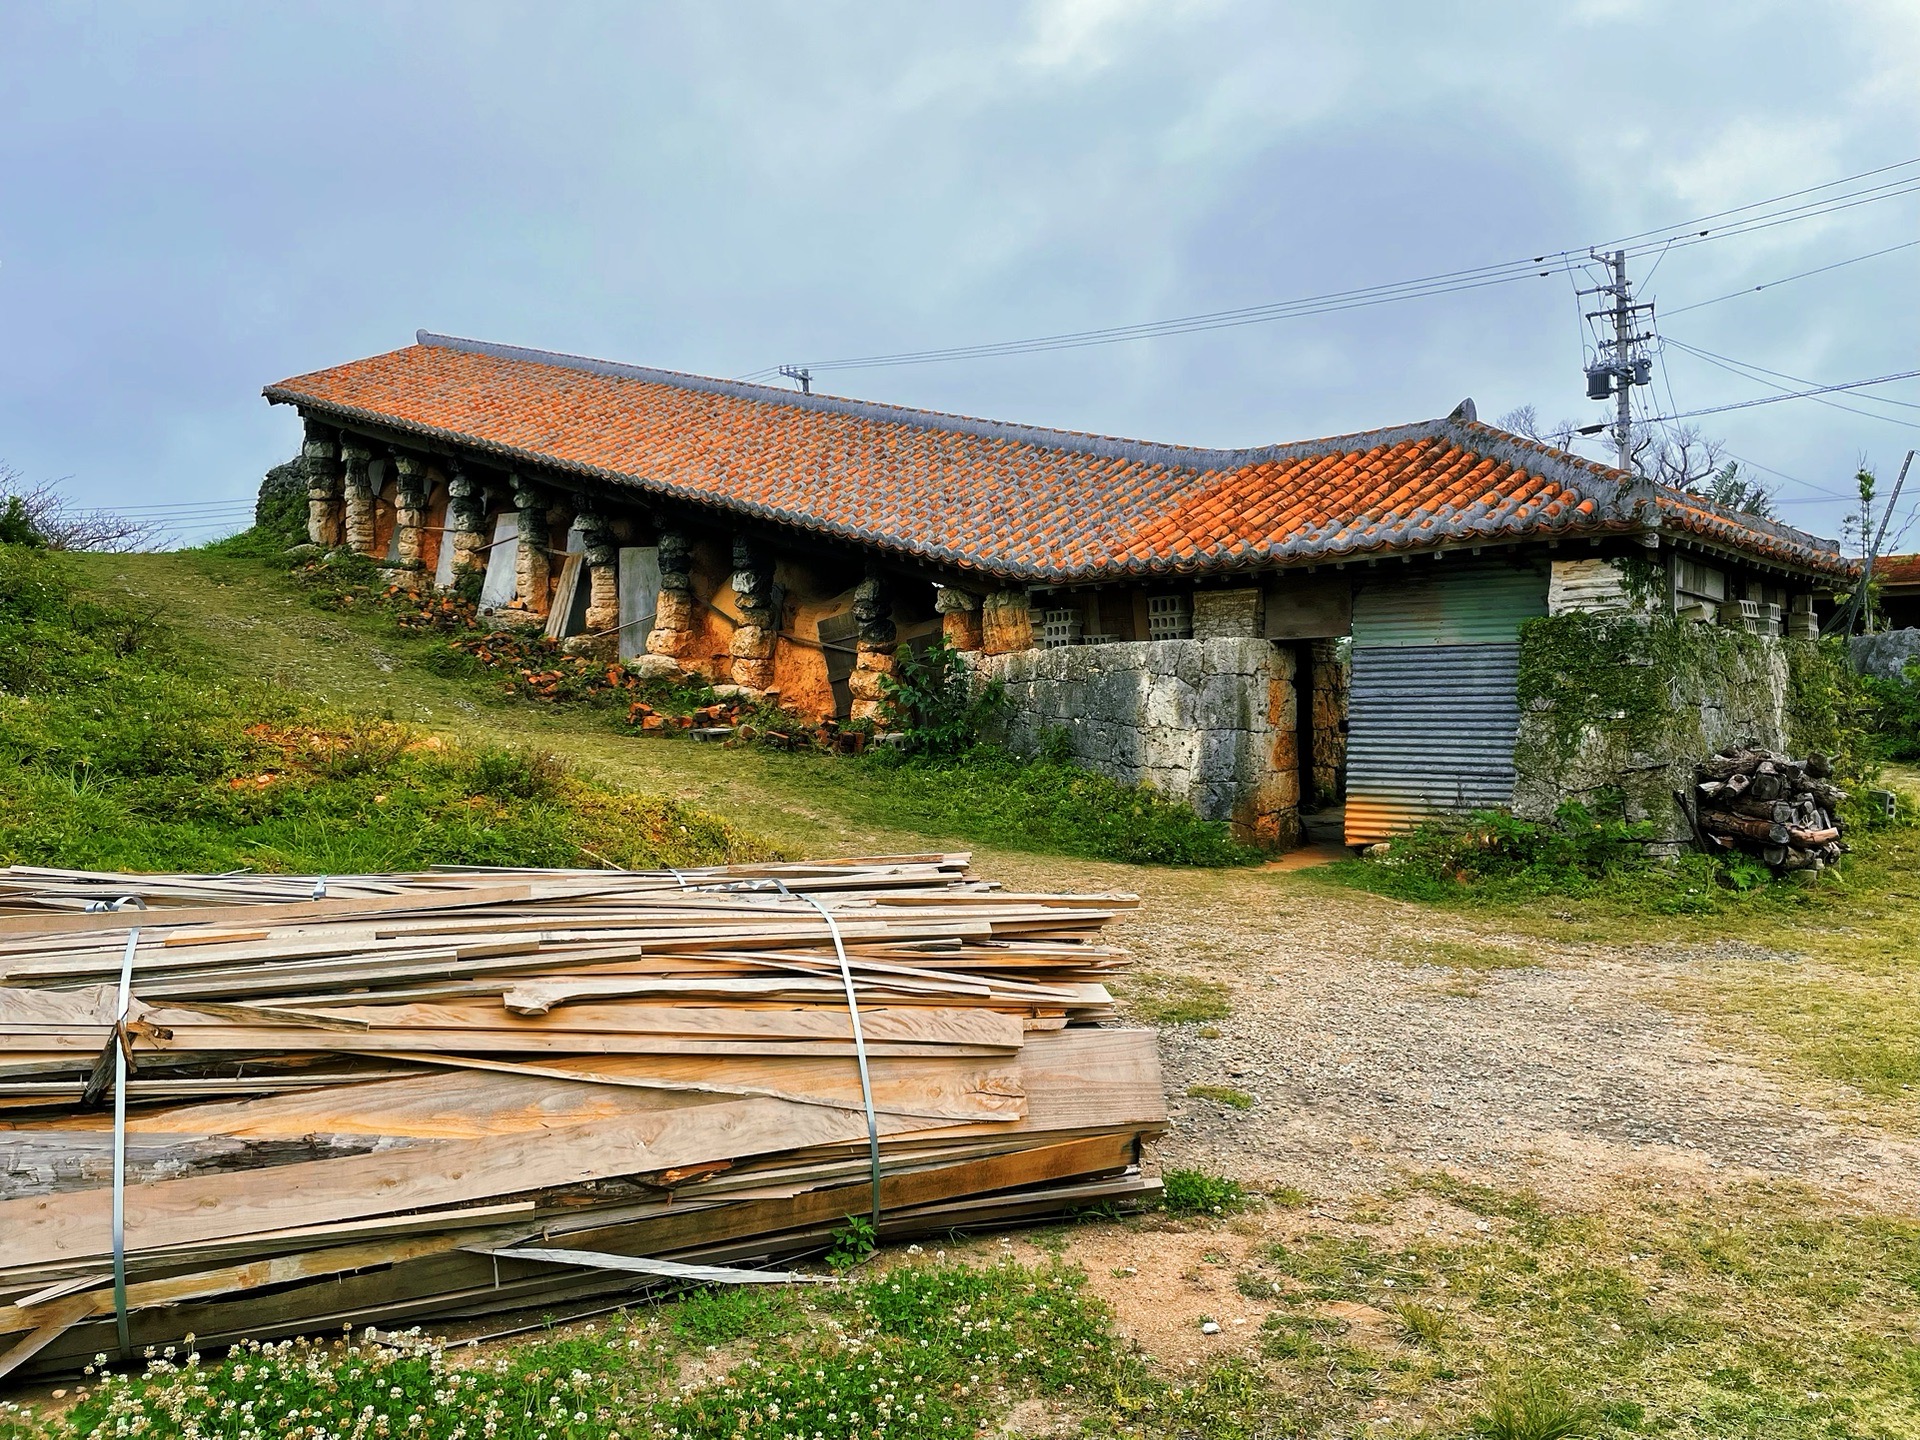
0;464;168;552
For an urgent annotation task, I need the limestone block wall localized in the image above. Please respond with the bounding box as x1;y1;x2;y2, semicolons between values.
1512;633;1792;844
977;639;1300;848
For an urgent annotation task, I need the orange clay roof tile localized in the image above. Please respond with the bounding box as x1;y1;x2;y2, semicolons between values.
262;332;1852;583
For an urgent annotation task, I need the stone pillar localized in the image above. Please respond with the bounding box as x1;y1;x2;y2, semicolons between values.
726;536;778;691
300;423;342;548
445;460;489;586
981;588;1033;655
847;570;896;723
935;586;983;652
577;506;620;637
645;529;700;662
340;439;376;556
387;453;430;586
510;474;550;613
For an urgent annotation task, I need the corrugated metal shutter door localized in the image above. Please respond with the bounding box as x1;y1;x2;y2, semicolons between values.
1344;560;1546;845
1345;644;1522;843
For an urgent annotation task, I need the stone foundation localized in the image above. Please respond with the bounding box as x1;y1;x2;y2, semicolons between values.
977;639;1301;848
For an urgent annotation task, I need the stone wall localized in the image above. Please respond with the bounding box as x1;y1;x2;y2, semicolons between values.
976;639;1300;848
1851;628;1920;681
1511;626;1793;844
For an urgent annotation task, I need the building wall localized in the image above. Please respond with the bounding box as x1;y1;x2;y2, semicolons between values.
976;639;1301;848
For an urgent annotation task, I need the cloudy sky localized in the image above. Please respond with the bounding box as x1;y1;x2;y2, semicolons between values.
3;0;1916;547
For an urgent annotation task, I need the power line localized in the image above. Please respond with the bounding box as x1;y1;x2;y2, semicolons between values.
742;158;1920;379
1661;238;1920;318
1644;365;1920;424
1719;450;1856;504
1662;338;1920;433
1664;337;1920;413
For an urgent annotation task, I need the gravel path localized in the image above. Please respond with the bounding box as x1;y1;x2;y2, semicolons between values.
987;856;1920;1212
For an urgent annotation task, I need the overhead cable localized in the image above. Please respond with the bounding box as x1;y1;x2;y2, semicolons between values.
1661;238;1920;318
741;158;1920;378
1662;339;1920;434
1644;366;1920;424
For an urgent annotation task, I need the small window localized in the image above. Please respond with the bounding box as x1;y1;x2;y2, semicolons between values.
1147;593;1192;641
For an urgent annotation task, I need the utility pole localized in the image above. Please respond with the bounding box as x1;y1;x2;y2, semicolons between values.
1610;251;1634;471
1579;251;1656;473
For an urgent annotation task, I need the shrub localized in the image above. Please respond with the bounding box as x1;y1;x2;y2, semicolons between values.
876;637;1006;755
1861;661;1920;762
1348;799;1661;903
465;744;571;802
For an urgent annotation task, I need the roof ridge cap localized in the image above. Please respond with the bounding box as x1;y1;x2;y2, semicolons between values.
414;331;1462;471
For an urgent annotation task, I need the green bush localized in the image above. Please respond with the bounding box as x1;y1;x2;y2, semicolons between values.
1343;799;1662;902
877;636;1006;755
0;494;44;547
1861;661;1920;762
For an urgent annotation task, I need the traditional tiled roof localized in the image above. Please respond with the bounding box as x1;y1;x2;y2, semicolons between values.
264;332;1852;583
1878;553;1920;588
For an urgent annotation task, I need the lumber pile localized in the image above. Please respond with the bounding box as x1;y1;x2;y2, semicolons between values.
1692;747;1847;871
0;857;1164;1378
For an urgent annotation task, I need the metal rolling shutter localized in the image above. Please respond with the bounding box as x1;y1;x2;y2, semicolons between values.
1345;643;1523;843
1344;560;1547;845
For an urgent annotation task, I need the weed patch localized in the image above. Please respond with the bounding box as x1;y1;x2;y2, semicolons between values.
1187;1084;1256;1110
848;746;1261;866
1158;1168;1250;1216
1124;972;1234;1025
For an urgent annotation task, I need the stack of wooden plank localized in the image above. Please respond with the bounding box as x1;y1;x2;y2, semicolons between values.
1691;747;1847;872
0;857;1164;1377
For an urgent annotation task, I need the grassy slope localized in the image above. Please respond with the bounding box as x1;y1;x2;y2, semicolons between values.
1;548;765;873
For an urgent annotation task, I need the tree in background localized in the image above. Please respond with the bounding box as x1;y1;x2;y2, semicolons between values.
0;462;163;552
1494;408;1773;518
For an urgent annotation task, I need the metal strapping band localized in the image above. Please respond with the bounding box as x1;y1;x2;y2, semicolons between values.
692;879;882;1230
107;897;146;1359
790;889;883;1231
312;876;328;900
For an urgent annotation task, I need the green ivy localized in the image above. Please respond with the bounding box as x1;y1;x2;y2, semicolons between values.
1514;612;1764;771
1785;636;1879;780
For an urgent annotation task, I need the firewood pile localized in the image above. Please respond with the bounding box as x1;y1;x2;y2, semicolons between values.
1693;747;1847;871
0;857;1164;1377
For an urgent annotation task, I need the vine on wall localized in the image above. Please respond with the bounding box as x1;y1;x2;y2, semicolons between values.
1511;613;1846;829
1515;613;1762;771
